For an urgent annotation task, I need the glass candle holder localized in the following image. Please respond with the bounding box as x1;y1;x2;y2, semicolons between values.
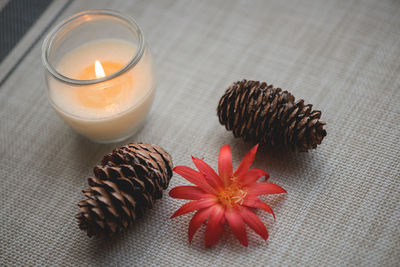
42;9;155;143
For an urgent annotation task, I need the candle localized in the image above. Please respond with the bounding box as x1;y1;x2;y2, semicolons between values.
42;10;155;143
50;39;154;142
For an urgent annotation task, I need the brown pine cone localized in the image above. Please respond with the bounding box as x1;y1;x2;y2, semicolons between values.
217;80;327;152
75;143;173;237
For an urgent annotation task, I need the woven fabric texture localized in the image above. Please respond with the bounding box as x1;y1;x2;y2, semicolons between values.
0;0;399;266
0;0;53;63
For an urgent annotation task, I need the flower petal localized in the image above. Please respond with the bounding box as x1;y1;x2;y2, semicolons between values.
218;145;233;184
238;168;269;186
171;198;216;218
192;157;224;190
233;144;259;178
173;166;212;192
205;205;225;248
188;206;213;242
169;186;206;200
247;182;286;196
225;208;248;247
241;207;268;240
243;198;275;219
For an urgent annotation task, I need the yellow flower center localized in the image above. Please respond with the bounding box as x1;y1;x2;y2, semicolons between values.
217;179;248;207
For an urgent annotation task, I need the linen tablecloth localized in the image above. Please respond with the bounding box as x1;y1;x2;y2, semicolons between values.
0;0;399;266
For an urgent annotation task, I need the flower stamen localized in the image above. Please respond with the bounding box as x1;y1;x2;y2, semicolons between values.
217;182;248;207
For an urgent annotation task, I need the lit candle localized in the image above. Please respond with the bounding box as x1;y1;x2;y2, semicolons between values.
42;10;155;143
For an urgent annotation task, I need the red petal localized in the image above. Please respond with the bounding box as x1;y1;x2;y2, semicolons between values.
192;157;224;190
225;208;248;247
243;198;275;219
171;198;216;218
238;168;268;185
169;186;206;200
188;206;213;242
241;207;268;240
173;166;212;193
218;145;233;184
233;144;259;178
205;205;225;248
247;182;286;196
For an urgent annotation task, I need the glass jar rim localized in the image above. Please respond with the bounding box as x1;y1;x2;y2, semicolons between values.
41;9;145;86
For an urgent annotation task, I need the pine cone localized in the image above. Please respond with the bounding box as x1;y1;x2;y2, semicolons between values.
75;143;173;237
217;80;327;152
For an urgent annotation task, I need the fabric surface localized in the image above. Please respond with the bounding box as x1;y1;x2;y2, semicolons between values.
0;0;53;63
0;0;399;266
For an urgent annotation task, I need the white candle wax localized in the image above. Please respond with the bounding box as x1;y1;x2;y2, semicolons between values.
48;39;155;142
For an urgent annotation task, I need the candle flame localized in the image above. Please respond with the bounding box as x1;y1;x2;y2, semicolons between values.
95;60;106;78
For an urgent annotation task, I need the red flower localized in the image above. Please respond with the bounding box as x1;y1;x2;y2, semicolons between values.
170;144;286;248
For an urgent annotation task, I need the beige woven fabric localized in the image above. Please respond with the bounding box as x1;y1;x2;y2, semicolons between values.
1;0;399;266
